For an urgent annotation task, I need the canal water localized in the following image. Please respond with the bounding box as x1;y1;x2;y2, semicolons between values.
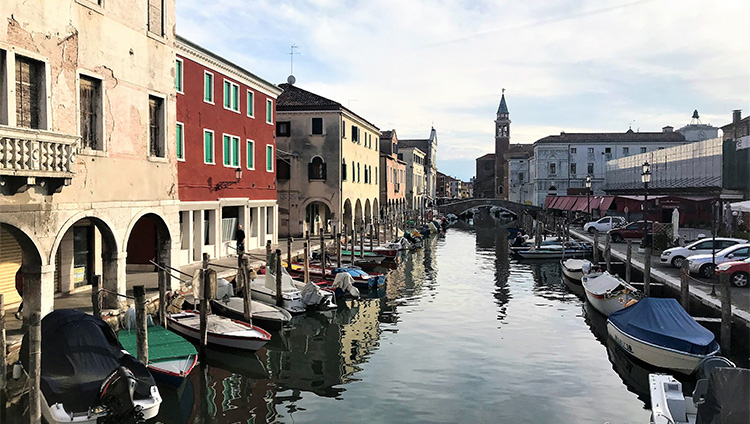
155;227;657;424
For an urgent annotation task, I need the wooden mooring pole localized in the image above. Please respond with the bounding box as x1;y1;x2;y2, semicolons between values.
369;223;374;251
336;232;342;268
605;232;612;273
199;253;209;356
359;225;365;258
680;260;690;313
535;219;542;249
644;246;652;296
158;266;167;328
350;228;356;265
0;294;5;407
91;275;101;319
625;241;632;284
134;285;148;365
29;311;41;423
592;231;599;266
275;250;283;307
287;237;293;272
319;228;326;277
303;242;310;284
241;255;252;324
265;240;272;267
719;273;732;353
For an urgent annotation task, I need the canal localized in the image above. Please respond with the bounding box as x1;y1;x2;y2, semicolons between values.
154;226;671;423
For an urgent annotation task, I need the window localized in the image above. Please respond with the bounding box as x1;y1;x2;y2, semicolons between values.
266;206;274;234
342;159;347;181
175;59;183;93
351;125;359;143
247;90;254;117
222;134;239;167
640;147;647;153
147;0;163;36
309;157;326;180
570;163;577;175
623;147;629;156
176;122;184;160
266;144;273;171
357;163;361;182
311;117;323;135
549;162;556;175
587;147;594;154
518;172;524;182
276;158;290;180
605;147;611;154
276;121;290;137
364;166;369;183
246;140;254;169
204;72;214;103
587;163;594;174
485;161;491;170
148;95;165;157
658;147;665;150
15;56;46;129
266;99;273;124
203;130;214;164
342;121;346;138
223;80;239;112
79;74;103;150
570;147;577;154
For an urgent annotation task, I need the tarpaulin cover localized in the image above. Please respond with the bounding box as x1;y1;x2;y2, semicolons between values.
696;367;750;424
584;271;624;295
608;297;718;355
20;309;155;413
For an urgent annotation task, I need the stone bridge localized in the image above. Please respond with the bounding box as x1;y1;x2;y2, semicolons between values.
436;198;541;217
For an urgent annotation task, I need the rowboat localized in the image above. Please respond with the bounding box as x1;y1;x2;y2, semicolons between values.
582;271;642;316
607;298;720;374
515;243;591;259
560;258;591;283
209;297;293;331
118;325;198;387
167;310;271;351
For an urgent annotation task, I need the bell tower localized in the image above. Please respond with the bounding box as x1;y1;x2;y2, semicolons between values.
494;89;511;199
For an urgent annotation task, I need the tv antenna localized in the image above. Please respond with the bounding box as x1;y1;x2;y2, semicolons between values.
289;44;300;76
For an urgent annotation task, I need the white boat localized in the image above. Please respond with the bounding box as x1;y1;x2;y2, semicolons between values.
561;258;591;283
210;296;292;331
251;266;335;313
608;298;720;375
515;243;591;259
167;311;271;351
582;271;642;316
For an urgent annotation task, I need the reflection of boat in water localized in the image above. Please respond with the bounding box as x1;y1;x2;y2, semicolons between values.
202;347;269;380
583;300;609;344
154;374;198;424
606;335;655;405
561;274;585;299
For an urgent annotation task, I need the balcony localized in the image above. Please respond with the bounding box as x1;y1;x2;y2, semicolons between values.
0;125;79;194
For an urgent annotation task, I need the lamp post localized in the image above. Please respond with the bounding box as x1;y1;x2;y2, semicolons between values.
585;175;592;221
641;161;652;236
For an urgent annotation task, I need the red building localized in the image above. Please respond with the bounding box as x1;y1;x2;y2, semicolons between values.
175;36;282;264
379;130;407;218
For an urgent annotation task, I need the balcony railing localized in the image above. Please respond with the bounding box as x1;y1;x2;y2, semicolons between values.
0;126;79;178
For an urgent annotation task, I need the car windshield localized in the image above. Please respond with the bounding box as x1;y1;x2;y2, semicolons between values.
718;244;750;257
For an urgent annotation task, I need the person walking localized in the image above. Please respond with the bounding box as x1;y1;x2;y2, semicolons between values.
236;224;246;255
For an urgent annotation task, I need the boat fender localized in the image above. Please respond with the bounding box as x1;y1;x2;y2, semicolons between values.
624;299;638;308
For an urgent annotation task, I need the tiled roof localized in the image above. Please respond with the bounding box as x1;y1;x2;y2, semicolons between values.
276;83;341;110
535;129;685;144
477;153;496;160
720;115;750;130
381;130;394;140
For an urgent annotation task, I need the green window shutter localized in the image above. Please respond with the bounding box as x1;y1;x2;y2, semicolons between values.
247;92;254;116
175;60;182;92
232;86;239;111
232;137;239;167
176;123;183;159
224;82;231;108
247;141;254;169
204;73;212;102
223;135;231;165
266;100;272;123
266;145;273;171
204;131;213;163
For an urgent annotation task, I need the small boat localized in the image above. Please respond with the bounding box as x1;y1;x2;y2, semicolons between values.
649;357;746;424
515;243;591;259
582;271;642;316
167;310;271;351
339;250;387;262
607;298;720;374
340;243;399;257
286;262;387;288
210;297;293;331
250;266;330;314
118;325;198;387
20;309;161;424
561;258;591;283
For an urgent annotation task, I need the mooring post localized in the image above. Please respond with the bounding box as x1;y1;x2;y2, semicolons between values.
625;240;632;284
680;260;690;313
592;231;599;266
319;228;326;277
304;241;310;284
644;246;652;297
29;311;41;423
369;223;374;252
199;253;209;356
350;228;356;265
359;225;365;258
275;249;283;307
158;267;167;328
134;285;148;365
375;219;380;243
265;240;272;265
336;232;342;268
535;219;542;249
91;274;101;319
605;232;612;273
719;272;732;353
241;256;252;324
287;236;293;273
0;294;5;401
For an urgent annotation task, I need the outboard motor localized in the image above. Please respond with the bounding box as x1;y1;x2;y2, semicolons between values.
97;366;144;424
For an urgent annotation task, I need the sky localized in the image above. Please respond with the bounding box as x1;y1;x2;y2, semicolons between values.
177;0;750;181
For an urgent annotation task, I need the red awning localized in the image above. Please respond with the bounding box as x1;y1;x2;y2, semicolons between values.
545;196;556;208
561;197;577;210
598;196;615;211
573;197;588;211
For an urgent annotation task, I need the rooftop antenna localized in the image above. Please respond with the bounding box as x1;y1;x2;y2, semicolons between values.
287;44;299;85
629;120;635;131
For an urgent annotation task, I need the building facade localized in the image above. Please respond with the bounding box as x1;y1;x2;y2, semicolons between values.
494;92;511;199
474;153;495;198
506;144;534;204
379;130;406;219
175;37;281;265
0;0;179;313
275;83;380;237
400;128;437;205
399;146;426;211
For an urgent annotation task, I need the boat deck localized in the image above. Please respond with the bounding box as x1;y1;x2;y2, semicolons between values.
118;325;197;362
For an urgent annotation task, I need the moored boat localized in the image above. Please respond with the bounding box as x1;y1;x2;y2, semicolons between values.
209;297;293;331
118;324;198;388
167;310;271;351
560;258;591;283
582;271;642;316
515;243;591;259
607;298;720;374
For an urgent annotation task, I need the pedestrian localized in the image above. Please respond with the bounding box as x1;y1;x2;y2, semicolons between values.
15;268;23;320
236;224;245;254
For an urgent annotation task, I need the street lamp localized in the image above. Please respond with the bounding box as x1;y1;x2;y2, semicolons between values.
641;161;652;236
585;175;592;220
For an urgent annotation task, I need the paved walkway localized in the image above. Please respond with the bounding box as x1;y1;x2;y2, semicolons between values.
570;227;750;327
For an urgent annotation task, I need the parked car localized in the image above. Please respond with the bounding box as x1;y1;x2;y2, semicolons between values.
607;220;654;243
687;243;750;278
583;216;626;234
715;257;750;288
660;237;748;268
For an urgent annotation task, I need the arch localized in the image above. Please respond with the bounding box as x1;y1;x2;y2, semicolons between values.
343;198;353;233
0;222;45;267
364;199;371;225
302;199;332;235
309;156;326;180
373;199;379;221
50;211;120;264
549;185;557;192
354;199;363;228
125;211;173;271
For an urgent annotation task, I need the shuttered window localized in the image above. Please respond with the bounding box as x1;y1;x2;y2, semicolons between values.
265;99;273;124
79;75;102;150
223;134;239;167
204;130;214;164
176;122;184;160
308;157;326;180
175;59;183;92
15;56;42;129
149;96;164;157
266;145;273;171
246;140;254;169
147;0;164;36
311;118;323;135
204;72;213;103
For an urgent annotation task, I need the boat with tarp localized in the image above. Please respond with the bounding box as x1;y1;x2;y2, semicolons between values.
582;271;642;316
118;324;198;388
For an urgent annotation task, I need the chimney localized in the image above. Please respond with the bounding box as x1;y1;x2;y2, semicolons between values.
733;109;742;124
662;126;673;133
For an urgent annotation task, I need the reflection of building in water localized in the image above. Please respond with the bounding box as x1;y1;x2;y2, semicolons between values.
339;299;384;378
530;261;569;302
492;230;512;322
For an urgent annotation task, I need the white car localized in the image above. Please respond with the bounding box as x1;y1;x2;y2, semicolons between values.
660;237;747;268
583;216;626;234
687;243;750;278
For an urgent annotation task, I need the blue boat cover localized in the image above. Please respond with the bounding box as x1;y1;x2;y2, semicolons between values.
608;298;718;355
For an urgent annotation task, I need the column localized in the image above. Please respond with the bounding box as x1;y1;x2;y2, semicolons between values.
102;252;127;309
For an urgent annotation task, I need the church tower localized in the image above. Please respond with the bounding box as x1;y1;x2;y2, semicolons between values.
494;89;511;199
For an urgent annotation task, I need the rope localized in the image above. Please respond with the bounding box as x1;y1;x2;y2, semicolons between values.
99;288;136;300
149;260;192;278
207;262;241;271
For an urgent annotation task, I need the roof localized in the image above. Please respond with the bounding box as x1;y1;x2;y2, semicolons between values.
381;130;394;140
497;93;509;115
276;83;380;130
477;153;496;160
535;129;686;144
721;115;750;130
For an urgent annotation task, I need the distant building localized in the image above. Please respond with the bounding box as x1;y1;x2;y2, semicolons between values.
401;128;438;205
676;110;719;141
380;130;407;218
506;144;534;204
720;110;750;195
494;91;511;199
436;171;449;198
460;181;473;199
474;153;496;198
400;146;426;211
